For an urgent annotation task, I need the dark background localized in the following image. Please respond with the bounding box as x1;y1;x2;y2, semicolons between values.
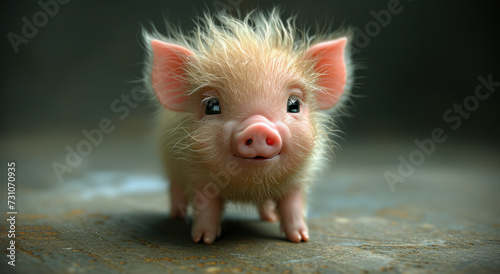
2;0;499;145
2;2;500;270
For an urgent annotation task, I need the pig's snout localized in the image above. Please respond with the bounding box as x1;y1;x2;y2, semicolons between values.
235;121;282;159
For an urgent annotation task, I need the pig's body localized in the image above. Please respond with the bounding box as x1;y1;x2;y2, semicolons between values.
144;10;352;244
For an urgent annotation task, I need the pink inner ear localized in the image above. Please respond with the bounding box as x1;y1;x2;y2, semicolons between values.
151;40;194;111
306;38;347;110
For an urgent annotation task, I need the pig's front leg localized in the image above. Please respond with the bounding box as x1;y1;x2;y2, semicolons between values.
258;199;279;222
170;180;188;219
192;184;222;244
278;187;309;243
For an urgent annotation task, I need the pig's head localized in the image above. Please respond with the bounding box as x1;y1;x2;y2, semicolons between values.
146;12;349;200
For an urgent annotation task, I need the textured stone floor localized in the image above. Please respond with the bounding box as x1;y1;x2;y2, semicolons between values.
1;126;499;273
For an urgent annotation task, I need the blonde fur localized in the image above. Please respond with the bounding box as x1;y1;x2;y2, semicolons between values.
143;9;352;203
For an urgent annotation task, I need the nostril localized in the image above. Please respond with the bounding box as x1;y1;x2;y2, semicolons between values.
246;139;253;146
265;137;274;146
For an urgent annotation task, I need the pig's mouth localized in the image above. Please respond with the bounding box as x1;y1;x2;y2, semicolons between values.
233;154;279;161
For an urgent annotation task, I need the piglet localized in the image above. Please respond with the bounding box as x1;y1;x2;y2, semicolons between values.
143;10;351;244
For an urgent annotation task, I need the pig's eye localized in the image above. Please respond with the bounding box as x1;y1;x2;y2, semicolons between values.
287;96;300;113
204;97;221;115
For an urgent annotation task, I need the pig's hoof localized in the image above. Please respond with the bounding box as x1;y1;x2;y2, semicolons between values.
281;220;309;243
192;224;221;244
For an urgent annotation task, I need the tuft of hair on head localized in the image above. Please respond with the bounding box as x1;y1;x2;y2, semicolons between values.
142;8;355;115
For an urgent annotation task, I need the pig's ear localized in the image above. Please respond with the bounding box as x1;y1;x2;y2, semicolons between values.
306;37;347;110
151;39;194;111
